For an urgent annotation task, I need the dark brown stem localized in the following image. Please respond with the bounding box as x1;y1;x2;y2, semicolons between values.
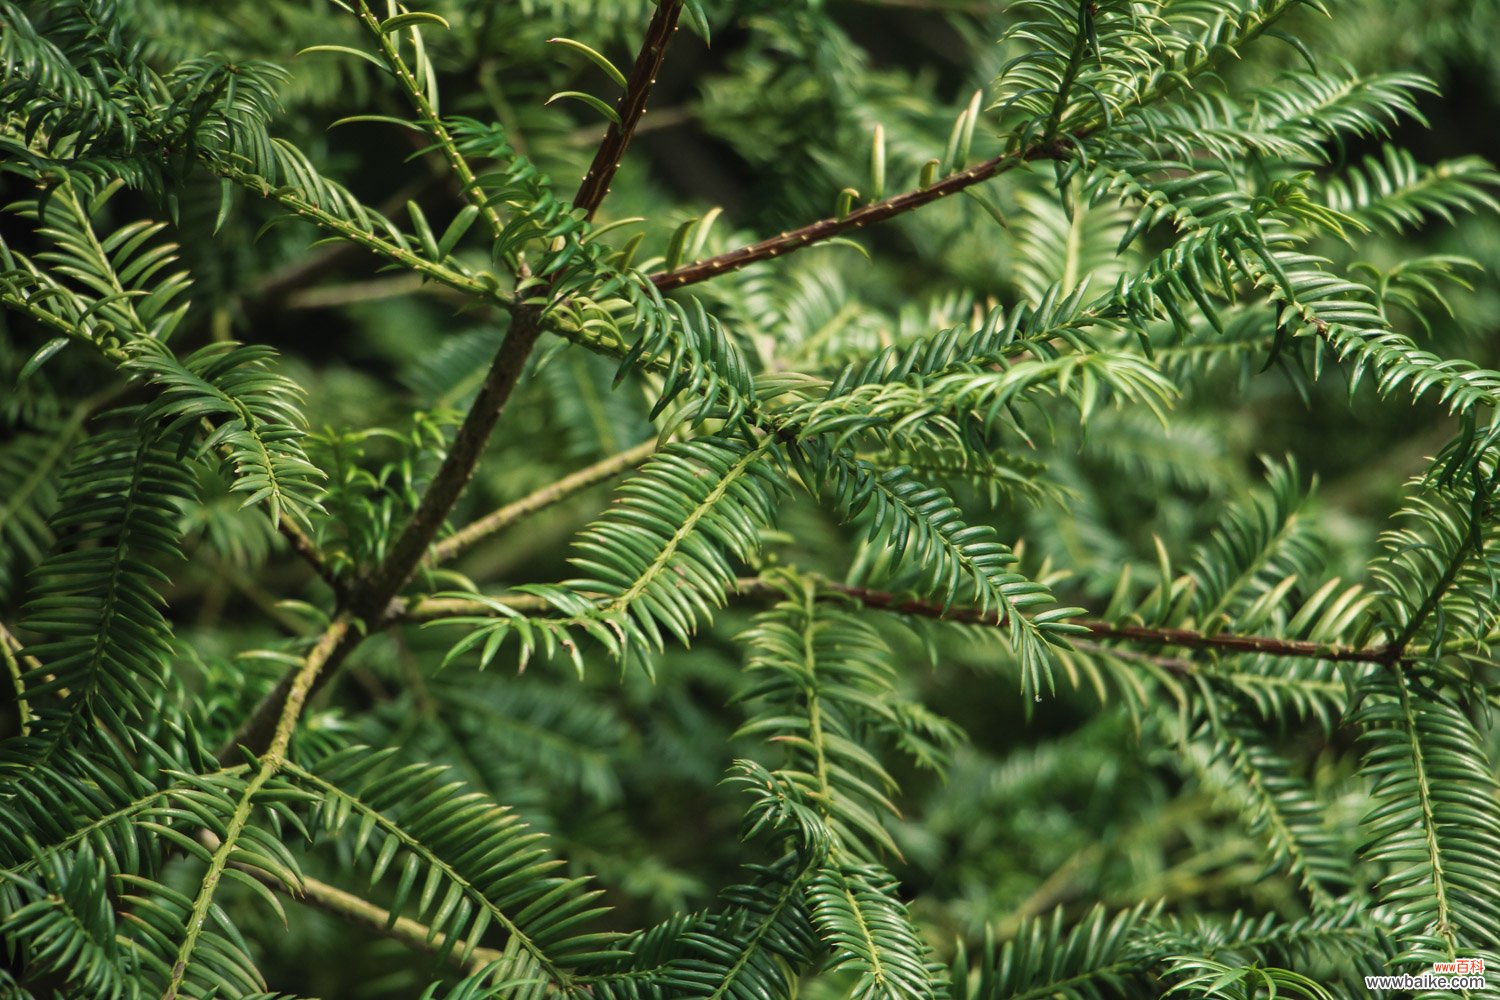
356;0;682;610
572;0;684;219
649;143;1063;291
222;3;689;758
277;516;344;599
351;307;544;621
567;104;693;146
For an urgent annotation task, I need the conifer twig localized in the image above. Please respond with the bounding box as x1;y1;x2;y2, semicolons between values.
433;439;657;563
211;158;511;306
354;0;684;615
351;0;685;609
230;862;503;975
648;0;1310;293
391;577;1394;665
649;141;1067;292
173;615;354;996
755;578;1396;664
250;175;436;307
573;0;684;219
353;0;505;240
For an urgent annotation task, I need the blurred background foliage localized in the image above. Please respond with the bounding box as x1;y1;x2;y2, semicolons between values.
3;0;1500;996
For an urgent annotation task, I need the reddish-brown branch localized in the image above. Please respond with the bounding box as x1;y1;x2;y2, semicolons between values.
649;142;1063;292
767;579;1395;665
399;576;1395;666
1076;618;1391;664
573;0;684;219
645;0;1315;292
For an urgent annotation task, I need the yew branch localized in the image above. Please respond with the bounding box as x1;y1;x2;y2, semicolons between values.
649;143;1062;291
398;575;1395;665
234;864;504;975
573;0;684;219
433;438;657;563
223;1;688;756
772;578;1395;665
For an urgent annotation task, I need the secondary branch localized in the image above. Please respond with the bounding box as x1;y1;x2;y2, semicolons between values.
573;0;684;219
780;579;1394;664
649;143;1059;291
353;0;506;240
646;0;1309;294
396;576;1393;665
351;307;545;620
234;864;503;975
432;438;657;563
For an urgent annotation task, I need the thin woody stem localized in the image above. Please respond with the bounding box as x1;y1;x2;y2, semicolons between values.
573;0;684;219
785;578;1395;664
356;0;684;611
433;439;657;563
278;515;343;596
397;576;1394;665
1076;617;1391;664
231;864;503;975
649;144;1062;291
351;305;545;621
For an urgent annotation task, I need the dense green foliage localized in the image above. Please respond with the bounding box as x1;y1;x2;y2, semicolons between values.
2;0;1500;997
